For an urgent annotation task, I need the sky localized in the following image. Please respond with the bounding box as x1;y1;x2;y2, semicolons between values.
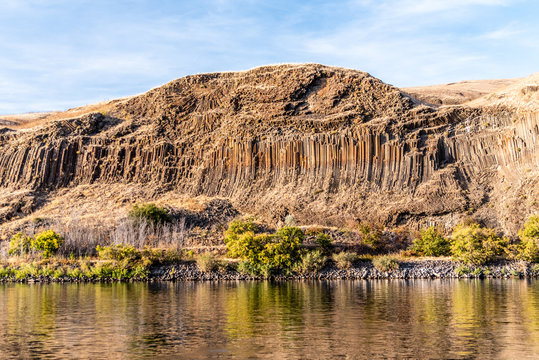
0;0;538;114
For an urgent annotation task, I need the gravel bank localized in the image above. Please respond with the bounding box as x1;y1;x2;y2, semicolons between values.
1;259;537;283
149;260;538;281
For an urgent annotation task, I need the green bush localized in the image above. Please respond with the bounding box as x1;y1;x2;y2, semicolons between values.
224;222;304;276
0;266;13;278
451;224;508;265
32;230;64;258
12;263;40;280
472;268;483;276
91;262;114;279
236;260;260;276
358;222;386;250
8;233;33;256
111;260;131;280
53;267;67;279
372;256;399;272
236;261;274;277
293;250;327;274
196;253;218;273
225;218;260;238
97;244;140;261
513;215;539;262
225;231;268;260
260;227;304;269
128;203;171;225
455;265;470;276
130;264;149;279
315;233;333;254
67;267;83;279
332;251;357;270
411;226;451;256
519;215;539;241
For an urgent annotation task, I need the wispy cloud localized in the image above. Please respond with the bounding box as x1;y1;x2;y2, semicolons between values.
478;24;523;40
376;0;513;15
0;0;537;113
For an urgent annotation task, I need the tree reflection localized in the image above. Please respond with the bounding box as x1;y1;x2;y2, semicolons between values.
0;280;537;358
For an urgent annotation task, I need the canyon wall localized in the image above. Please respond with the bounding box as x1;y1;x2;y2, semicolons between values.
0;64;537;233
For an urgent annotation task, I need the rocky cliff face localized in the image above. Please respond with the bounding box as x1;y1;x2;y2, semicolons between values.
0;64;537;234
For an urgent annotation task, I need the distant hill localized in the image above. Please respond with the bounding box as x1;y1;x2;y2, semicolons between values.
403;78;520;106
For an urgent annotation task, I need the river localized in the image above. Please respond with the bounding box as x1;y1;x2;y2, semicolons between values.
0;280;537;359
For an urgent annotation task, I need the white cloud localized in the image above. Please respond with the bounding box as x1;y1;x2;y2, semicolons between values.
479;25;523;40
374;0;512;15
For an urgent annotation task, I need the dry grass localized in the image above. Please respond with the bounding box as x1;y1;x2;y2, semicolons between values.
4;217;188;259
0;97;132;130
470;73;539;112
404;78;519;106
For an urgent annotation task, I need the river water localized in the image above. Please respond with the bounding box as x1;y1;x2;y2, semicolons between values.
0;280;537;359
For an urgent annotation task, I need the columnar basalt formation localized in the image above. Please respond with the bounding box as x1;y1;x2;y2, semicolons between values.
0;64;537;233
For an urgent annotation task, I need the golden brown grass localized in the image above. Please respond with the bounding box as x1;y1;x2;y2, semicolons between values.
0;97;132;130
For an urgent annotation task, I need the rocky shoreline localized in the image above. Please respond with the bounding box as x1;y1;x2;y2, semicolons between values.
150;260;539;281
2;259;537;283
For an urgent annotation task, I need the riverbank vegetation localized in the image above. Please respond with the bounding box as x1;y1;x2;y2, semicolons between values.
0;204;537;281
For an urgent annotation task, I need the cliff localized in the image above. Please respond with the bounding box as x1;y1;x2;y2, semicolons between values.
0;64;537;235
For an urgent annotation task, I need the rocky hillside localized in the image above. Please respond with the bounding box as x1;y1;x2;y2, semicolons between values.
0;64;537;236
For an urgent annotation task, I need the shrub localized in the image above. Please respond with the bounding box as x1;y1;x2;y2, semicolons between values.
451;224;508;265
97;244;140;261
224;224;305;275
8;233;33;256
472;268;483;276
225;218;260;239
358;222;386;251
508;241;539;263
128;203;171;225
510;270;521;277
111;260;131;280
196;253;218;273
159;249;183;264
455;265;470;276
315;233;333;254
236;261;274;277
519;215;539;241
513;215;539;262
411;226;451;257
372;256;399;272
332;251;357;269
130;264;149;279
216;260;234;273
260;227;304;269
0;266;13;279
33;230;64;258
226;231;268;260
223;219;263;259
12;263;40;280
53;266;67;279
293;250;327;274
91;262;113;279
284;214;297;227
67;267;83;279
236;260;258;276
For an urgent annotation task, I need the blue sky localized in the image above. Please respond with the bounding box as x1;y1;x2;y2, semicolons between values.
0;0;538;114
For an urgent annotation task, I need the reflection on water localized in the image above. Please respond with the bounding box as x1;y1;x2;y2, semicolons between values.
0;280;537;359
